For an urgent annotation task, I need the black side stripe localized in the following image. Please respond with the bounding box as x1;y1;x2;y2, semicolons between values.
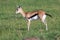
28;14;38;19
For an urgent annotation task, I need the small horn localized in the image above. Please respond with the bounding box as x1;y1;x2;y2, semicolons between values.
17;5;21;8
18;6;21;8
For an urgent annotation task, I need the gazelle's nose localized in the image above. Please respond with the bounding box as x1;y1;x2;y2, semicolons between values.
16;12;17;14
16;11;18;14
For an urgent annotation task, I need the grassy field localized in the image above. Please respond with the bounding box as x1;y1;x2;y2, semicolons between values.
0;0;60;40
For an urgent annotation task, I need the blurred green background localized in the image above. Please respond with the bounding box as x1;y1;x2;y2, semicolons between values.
0;0;60;40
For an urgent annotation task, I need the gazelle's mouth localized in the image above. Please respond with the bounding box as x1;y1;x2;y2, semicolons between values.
16;12;17;14
16;11;19;14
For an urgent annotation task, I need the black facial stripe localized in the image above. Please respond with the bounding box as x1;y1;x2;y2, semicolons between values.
28;14;38;19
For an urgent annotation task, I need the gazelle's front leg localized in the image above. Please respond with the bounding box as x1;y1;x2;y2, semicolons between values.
27;19;31;31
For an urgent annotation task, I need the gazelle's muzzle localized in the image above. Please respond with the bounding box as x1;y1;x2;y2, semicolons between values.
16;10;20;14
16;11;18;14
16;11;19;14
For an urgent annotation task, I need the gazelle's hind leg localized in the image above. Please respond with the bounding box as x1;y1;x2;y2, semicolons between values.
42;15;48;30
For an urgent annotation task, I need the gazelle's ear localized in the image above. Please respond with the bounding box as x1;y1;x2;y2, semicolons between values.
18;6;21;8
17;5;21;8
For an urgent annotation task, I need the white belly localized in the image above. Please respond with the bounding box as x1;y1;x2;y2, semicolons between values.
29;15;39;20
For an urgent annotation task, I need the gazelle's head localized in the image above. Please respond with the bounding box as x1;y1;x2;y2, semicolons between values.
16;6;25;17
16;6;23;14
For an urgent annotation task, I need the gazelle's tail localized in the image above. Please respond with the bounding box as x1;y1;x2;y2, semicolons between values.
46;13;52;18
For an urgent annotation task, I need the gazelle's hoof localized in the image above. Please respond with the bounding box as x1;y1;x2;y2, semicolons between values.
28;29;29;31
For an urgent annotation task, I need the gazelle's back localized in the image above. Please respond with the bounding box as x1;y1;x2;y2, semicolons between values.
25;10;46;20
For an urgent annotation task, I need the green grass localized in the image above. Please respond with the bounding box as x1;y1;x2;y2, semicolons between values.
0;0;60;40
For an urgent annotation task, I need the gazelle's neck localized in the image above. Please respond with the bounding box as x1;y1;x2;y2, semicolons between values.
19;7;25;17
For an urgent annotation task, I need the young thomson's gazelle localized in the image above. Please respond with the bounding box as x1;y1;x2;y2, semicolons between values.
16;6;52;31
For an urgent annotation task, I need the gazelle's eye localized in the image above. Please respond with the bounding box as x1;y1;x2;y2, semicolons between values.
16;8;18;11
